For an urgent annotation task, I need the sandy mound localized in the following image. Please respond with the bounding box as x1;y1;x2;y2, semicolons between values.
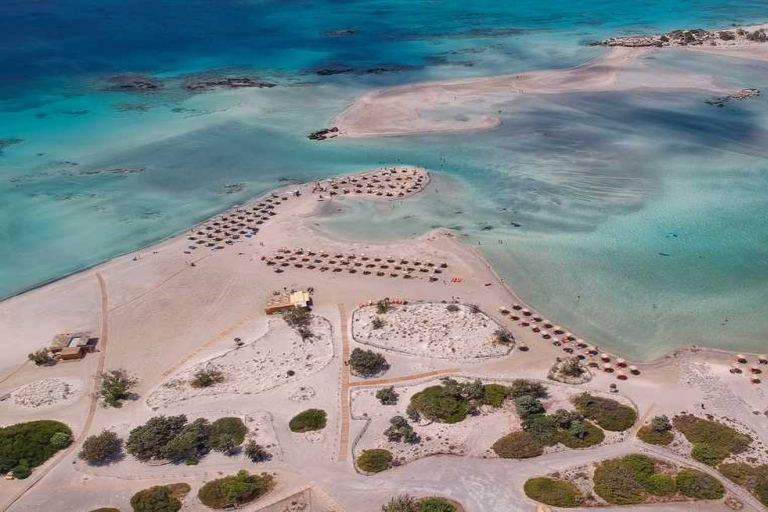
352;302;510;359
2;378;81;408
147;317;333;409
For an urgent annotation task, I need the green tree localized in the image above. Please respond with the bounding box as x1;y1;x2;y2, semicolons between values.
79;430;122;465
514;395;545;419
126;415;188;462
99;369;138;408
350;348;390;377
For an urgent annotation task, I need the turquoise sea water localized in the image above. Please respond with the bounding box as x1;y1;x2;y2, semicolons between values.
1;0;767;359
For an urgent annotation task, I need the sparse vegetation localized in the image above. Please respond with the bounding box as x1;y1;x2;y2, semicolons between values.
675;469;725;499
372;317;385;329
376;299;392;314
0;420;72;478
190;367;225;388
99;369;138;408
637;415;674;445
480;383;509;407
283;307;314;339
719;463;768;506
130;483;190;512
350;348;390;377
492;431;544;459
673;414;751;466
446;304;460;313
197;470;274;509
79;430;123;465
559;358;585;378
244;440;270;462
524;477;583;507
573;393;636;431
376;386;399;405
493;328;514;345
508;379;548;399
27;348;55;366
288;409;327;433
357;448;393;473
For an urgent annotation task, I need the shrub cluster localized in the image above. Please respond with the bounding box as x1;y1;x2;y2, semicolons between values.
572;393;637;431
0;420;72;478
282;307;313;339
130;483;190;512
243;440;271;462
637;415;673;445
288;409;327;433
673;414;751;466
198;470;274;509
407;378;509;424
593;454;724;505
27;349;55;366
492;431;544;459
357;449;393;473
381;494;457;511
350;348;390;377
524;477;583;507
384;416;420;444
79;430;122;465
126;415;247;464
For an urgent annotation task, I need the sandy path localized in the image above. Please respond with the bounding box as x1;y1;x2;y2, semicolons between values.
1;273;110;512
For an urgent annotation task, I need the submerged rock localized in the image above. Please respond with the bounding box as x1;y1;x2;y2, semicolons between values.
705;88;761;107
184;76;276;91
308;127;339;141
325;28;357;37
104;74;163;92
596;26;768;48
0;138;22;153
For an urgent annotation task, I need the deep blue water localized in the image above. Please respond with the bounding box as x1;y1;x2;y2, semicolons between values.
1;0;768;358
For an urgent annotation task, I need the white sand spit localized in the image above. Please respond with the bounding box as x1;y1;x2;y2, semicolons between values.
147;317;333;409
352;302;511;359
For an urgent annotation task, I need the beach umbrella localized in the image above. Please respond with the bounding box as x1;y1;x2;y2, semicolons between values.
517;343;528;351
512;303;521;310
759;355;768;364
576;339;588;348
541;330;550;338
751;376;761;384
601;353;611;362
629;365;640;375
603;363;613;372
737;354;748;363
554;326;563;333
616;371;627;380
616;358;627;367
751;366;762;374
730;363;743;373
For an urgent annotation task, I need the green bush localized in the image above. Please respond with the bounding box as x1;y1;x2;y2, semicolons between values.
50;431;72;448
28;349;55;366
11;464;31;479
675;469;725;499
509;380;548;399
99;369;138;408
492;431;543;459
79;430;123;465
593;458;648;505
350;348;390;377
357;449;393;473
514;395;545;419
376;386;399;405
0;420;73;476
382;494;419;511
409;385;468;424
198;470;273;509
130;483;190;512
90;508;120;512
289;409;327;433
209;417;247;453
524;477;582;507
418;497;456;512
673;415;751;466
481;384;509;407
643;474;677;496
637;425;673;445
523;414;560;446
160;418;211;463
573;393;636;431
718;463;768;505
243;440;270;462
556;420;605;448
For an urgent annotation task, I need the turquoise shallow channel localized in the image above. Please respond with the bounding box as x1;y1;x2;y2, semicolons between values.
1;0;767;360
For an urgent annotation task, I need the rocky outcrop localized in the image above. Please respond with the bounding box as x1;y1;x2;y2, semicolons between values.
324;28;356;37
104;74;163;92
595;26;768;48
706;88;761;107
308;127;339;140
184;77;276;91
